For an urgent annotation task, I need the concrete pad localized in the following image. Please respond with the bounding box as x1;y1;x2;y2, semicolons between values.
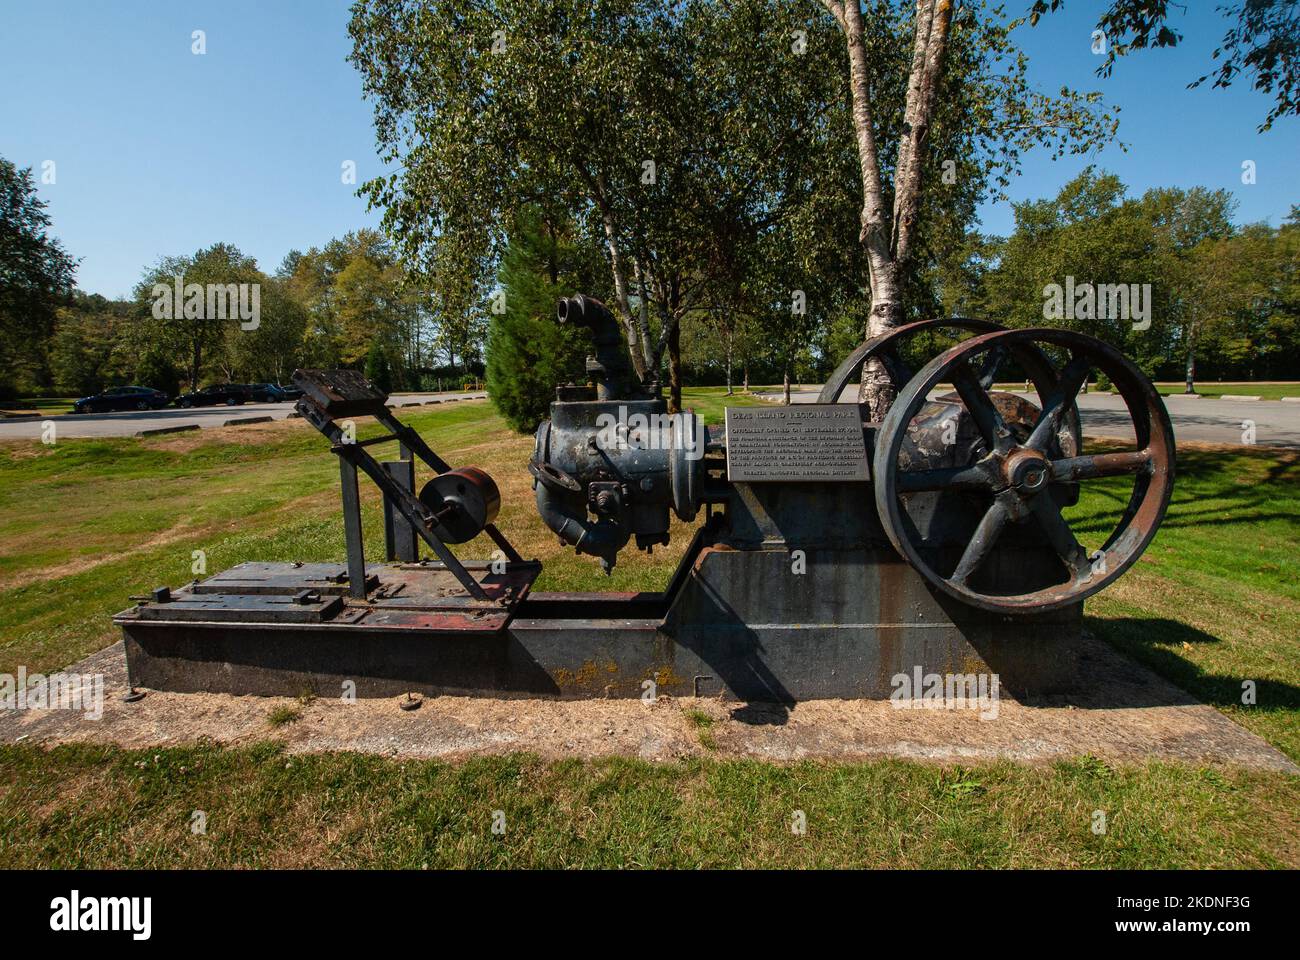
1165;393;1202;399
2;637;1294;773
1221;395;1262;401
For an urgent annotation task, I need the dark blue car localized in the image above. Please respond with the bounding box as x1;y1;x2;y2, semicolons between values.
72;386;170;414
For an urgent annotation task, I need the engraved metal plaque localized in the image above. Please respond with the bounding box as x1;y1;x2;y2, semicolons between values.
725;404;870;482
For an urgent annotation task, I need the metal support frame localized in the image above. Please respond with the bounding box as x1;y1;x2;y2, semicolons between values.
372;407;523;564
292;370;525;604
339;457;368;599
383;456;418;562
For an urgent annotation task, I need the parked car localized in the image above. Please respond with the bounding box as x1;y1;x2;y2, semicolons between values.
72;386;170;414
245;382;303;402
174;384;250;408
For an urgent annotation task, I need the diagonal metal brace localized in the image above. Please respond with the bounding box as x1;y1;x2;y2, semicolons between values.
331;440;491;602
373;408;523;564
293;392;492;604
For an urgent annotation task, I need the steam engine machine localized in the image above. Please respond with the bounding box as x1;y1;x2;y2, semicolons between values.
115;295;1174;701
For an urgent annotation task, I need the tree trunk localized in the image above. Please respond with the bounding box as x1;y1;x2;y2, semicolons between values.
667;317;682;414
1184;322;1198;394
725;326;734;396
743;362;749;393
632;258;656;380
823;0;952;420
834;0;900;418
581;166;652;387
783;367;791;405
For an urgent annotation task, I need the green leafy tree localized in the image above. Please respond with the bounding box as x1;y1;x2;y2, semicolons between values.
49;292;140;395
350;0;1080;415
980;169;1275;383
364;337;394;394
50;301;118;396
1188;221;1300;381
0;157;77;395
486;207;595;432
223;278;309;384
134;345;181;397
286;230;432;387
135;243;261;389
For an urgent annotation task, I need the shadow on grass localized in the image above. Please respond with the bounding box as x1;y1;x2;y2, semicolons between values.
1088;615;1300;714
1066;444;1300;537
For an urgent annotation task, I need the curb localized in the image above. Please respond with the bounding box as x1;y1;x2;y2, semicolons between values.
1221;394;1262;402
1165;393;1202;400
221;416;273;427
0;414;43;422
1281;397;1300;403
135;424;200;437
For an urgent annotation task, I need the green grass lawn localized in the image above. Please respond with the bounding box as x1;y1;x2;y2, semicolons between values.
1151;382;1300;401
0;390;1296;868
0;744;1294;868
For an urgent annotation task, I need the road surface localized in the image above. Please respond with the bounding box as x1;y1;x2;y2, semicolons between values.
756;387;1300;449
0;392;487;441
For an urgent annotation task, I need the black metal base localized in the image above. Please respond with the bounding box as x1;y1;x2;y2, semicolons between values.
117;529;1082;702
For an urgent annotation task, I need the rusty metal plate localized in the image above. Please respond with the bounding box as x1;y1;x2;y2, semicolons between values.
115;560;541;632
725;404;869;482
132;593;344;624
190;562;377;596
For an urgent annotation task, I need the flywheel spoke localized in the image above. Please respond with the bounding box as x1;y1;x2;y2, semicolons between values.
1029;495;1092;580
1048;449;1153;483
950;501;1009;585
976;345;1006;390
951;361;1006;452
1027;354;1091;452
897;464;993;492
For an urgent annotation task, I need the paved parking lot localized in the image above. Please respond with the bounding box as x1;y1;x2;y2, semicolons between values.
0;392;486;440
4;387;1294;448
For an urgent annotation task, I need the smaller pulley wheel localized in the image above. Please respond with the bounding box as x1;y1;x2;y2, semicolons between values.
418;466;501;544
874;327;1175;614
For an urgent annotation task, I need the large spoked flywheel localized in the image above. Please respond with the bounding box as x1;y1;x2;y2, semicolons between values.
873;328;1175;614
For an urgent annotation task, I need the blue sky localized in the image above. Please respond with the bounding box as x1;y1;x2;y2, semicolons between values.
2;0;1296;298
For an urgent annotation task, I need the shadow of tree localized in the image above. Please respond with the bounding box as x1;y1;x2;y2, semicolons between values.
1087;615;1300;714
1065;442;1300;537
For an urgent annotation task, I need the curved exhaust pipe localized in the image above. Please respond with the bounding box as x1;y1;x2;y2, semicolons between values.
557;294;641;400
534;482;629;574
